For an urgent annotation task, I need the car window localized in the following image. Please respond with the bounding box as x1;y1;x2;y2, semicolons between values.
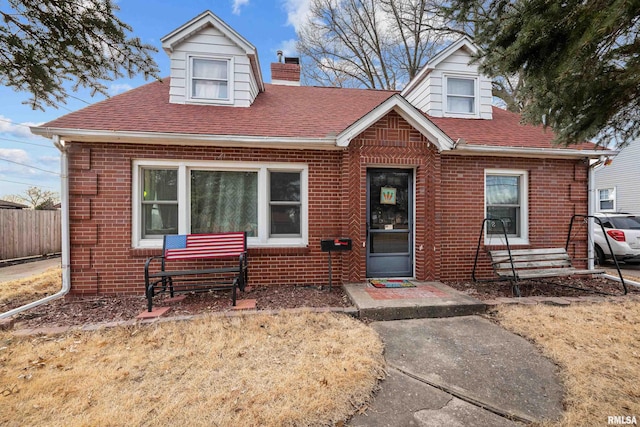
609;216;640;230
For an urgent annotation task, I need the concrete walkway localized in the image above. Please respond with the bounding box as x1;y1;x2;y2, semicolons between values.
349;316;564;426
0;257;61;283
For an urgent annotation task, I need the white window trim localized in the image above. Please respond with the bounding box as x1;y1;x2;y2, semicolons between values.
187;55;234;105
443;73;479;118
597;187;616;212
132;160;308;249
484;169;529;246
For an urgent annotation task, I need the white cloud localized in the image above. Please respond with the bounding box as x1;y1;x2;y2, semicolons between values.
232;0;250;15
0;148;30;164
0;115;45;139
108;83;133;96
276;38;298;57
282;0;311;32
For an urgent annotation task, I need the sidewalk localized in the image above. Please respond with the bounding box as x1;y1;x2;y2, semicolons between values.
0;257;61;284
348;316;564;426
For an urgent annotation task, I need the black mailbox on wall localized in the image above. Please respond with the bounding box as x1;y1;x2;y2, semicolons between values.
320;238;352;252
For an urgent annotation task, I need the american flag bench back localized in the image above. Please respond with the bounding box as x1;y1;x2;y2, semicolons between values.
163;232;247;261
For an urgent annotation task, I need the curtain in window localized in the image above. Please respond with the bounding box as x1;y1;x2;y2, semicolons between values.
447;78;474;113
191;171;258;236
192;59;228;99
448;78;474;96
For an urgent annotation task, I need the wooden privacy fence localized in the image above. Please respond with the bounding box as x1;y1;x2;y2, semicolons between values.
0;210;62;261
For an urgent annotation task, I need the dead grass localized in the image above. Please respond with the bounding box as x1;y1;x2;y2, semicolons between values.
0;311;385;426
495;301;640;426
0;268;61;308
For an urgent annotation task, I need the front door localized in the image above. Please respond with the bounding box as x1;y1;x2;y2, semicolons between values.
366;169;413;277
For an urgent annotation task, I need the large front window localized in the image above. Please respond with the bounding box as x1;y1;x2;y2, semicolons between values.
133;161;307;248
191;171;258;235
485;170;528;244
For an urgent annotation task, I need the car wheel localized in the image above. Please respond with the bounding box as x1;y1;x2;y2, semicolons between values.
594;245;606;266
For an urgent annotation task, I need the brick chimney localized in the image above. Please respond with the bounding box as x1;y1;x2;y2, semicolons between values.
271;51;300;86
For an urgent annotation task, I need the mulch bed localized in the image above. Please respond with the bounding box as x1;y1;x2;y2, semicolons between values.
9;285;352;330
7;276;639;331
445;276;639;300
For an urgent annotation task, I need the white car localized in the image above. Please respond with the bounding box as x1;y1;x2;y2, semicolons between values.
593;213;640;264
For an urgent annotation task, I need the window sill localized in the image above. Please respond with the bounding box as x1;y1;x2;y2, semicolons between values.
485;237;530;248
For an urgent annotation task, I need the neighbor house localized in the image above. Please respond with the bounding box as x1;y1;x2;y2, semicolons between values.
32;11;610;296
594;139;640;214
0;200;28;209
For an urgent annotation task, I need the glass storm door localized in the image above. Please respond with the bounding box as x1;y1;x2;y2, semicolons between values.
366;169;413;277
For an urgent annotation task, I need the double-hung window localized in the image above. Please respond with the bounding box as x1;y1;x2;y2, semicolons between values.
485;169;528;244
597;188;616;211
141;169;178;238
446;76;476;115
133;161;307;248
190;57;231;102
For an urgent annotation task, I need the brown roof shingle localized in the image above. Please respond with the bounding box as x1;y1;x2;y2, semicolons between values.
41;79;591;151
42;80;395;139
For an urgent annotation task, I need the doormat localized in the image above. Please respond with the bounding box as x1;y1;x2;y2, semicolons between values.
369;279;416;288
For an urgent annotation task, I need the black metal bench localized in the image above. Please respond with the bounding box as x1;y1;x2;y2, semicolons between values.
144;232;248;312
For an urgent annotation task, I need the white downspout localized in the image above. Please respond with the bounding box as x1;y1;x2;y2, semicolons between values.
0;136;71;319
588;158;597;270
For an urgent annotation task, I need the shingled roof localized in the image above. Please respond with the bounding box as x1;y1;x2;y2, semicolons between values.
40;80;395;140
37;78;597;153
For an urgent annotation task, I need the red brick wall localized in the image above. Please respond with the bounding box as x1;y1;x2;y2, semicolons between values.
64;114;589;295
439;156;589;281
65;142;347;296
344;111;440;283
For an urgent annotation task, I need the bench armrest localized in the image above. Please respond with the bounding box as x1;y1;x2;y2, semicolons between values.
144;255;166;280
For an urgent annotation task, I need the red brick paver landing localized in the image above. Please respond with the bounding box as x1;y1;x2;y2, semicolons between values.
365;284;450;300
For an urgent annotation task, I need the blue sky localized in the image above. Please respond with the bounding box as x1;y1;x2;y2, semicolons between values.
0;0;309;198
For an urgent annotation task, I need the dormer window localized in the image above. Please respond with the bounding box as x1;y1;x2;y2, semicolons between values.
446;76;476;115
189;57;232;103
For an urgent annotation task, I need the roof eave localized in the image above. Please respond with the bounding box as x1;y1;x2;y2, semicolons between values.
30;127;342;151
448;144;616;159
336;94;455;151
161;10;257;56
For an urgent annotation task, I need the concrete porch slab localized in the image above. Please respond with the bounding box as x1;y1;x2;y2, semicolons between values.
343;281;486;320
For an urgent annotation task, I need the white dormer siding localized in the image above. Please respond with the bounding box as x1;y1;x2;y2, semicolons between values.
162;11;264;107
402;37;493;120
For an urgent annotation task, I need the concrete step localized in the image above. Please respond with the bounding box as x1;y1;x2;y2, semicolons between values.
343;281;486;321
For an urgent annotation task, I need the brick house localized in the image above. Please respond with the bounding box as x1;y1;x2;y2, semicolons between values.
32;11;610;296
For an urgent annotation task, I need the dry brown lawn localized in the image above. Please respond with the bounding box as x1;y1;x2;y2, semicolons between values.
0;311;385;426
495;301;640;426
0;268;61;309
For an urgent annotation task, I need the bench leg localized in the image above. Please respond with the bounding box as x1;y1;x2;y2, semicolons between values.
168;277;174;298
146;285;154;312
232;278;238;306
511;280;521;297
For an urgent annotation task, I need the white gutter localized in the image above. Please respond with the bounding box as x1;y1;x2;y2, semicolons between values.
588;158;598;269
0;136;71;320
447;144;616;159
30;127;341;150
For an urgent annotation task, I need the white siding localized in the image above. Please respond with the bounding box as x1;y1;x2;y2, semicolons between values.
595;140;640;214
404;48;493;119
168;26;258;107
